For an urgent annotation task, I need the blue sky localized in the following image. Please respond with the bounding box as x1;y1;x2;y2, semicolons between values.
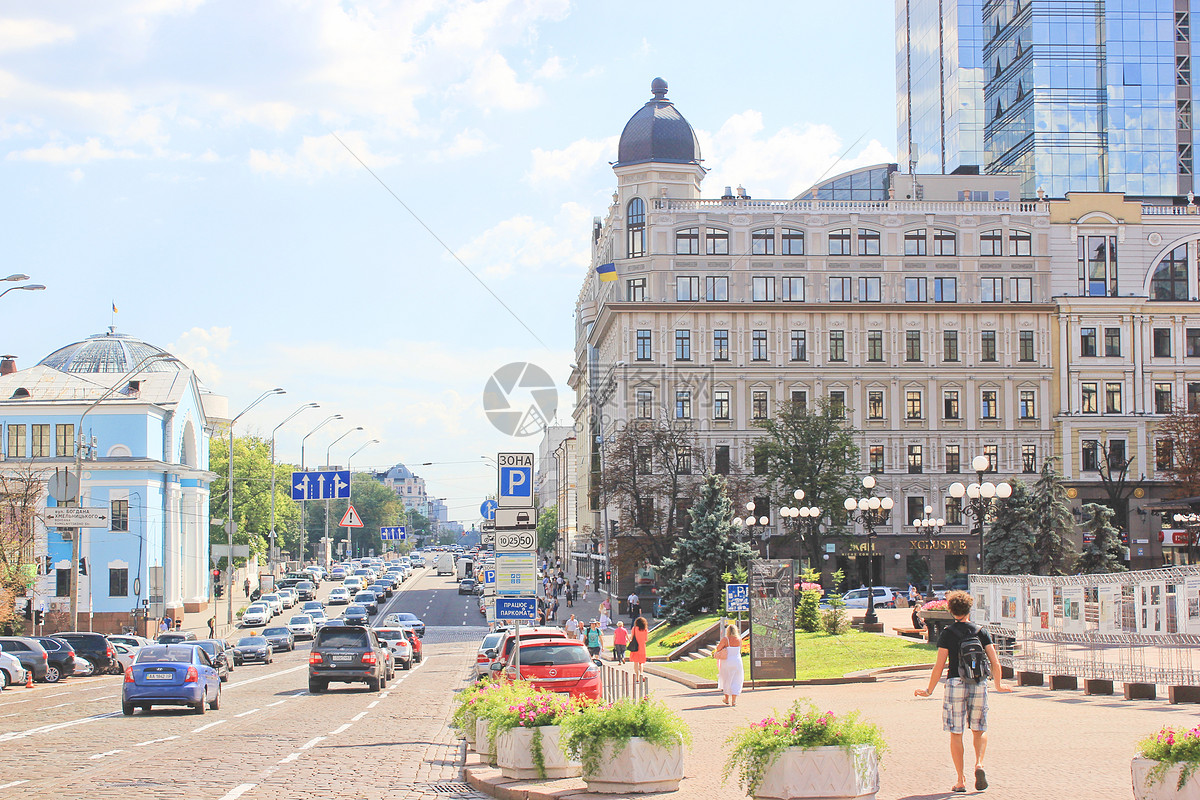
0;1;894;523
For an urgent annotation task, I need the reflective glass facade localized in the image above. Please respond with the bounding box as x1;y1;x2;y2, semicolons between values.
804;164;898;200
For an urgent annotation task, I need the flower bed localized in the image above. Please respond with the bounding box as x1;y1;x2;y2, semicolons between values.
490;691;590;779
1134;724;1200;797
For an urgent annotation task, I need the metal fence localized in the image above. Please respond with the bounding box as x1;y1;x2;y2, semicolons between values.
969;566;1200;686
600;662;649;701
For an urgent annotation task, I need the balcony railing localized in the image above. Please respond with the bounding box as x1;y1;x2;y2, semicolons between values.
654;198;1048;214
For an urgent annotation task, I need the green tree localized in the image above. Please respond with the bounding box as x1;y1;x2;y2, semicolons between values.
1028;458;1078;575
303;473;404;559
210;433;302;565
537;506;558;552
982;480;1036;575
657;474;754;623
1074;503;1127;573
752;397;862;569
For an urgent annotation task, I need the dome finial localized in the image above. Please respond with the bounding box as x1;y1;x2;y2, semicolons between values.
650;77;668;100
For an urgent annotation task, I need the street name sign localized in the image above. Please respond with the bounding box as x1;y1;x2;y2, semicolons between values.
44;507;109;528
496;453;534;508
496;530;536;553
291;470;351;501
339;505;364;528
495;597;537;622
495;552;537;596
725;583;749;613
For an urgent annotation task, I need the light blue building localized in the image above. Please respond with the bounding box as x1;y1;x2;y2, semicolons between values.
0;330;225;634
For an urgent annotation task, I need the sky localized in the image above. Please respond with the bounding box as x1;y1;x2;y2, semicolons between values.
0;0;896;525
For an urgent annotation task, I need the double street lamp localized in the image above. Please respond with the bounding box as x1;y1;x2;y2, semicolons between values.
843;475;894;627
269;403;319;575
911;506;945;600
948;455;1013;575
780;488;822;562
323;427;363;562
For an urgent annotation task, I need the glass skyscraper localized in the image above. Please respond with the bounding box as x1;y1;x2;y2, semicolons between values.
898;0;1197;198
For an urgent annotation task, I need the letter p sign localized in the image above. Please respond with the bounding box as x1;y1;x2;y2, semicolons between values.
496;452;535;508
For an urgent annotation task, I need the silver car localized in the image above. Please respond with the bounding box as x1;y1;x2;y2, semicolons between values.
0;650;26;689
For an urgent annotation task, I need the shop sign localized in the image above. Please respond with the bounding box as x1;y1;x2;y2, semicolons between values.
847;541;878;553
909;539;968;551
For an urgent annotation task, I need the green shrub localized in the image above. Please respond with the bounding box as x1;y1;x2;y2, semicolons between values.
1137;725;1200;789
561;698;692;776
488;691;592;779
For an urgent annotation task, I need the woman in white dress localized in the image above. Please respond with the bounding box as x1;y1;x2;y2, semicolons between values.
714;623;745;706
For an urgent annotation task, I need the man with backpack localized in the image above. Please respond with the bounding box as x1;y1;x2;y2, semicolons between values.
914;590;1011;793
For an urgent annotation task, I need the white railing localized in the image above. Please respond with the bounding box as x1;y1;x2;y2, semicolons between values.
654;198;1048;215
1141;204;1199;215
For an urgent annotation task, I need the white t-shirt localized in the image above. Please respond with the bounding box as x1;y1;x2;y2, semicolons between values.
565;618;579;635
628;593;639;606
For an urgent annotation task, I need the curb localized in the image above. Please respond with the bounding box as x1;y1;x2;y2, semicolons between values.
466;763;592;800
642;661;936;689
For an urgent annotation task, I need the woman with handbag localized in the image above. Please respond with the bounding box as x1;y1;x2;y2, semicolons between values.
628;616;648;678
713;623;744;706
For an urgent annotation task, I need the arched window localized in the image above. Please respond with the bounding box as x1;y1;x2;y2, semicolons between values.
675;227;699;255
626;198;645;258
751;228;775;255
705;227;729;255
857;228;881;255
828;228;851;255
934;229;957;256
980;229;1003;256
1151;244;1189;300
1010;229;1032;255
781;228;805;255
904;228;927;255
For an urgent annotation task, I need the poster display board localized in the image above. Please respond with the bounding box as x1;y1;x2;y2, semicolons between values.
997;584;1023;631
1061;586;1085;634
1138;581;1166;634
1097;586;1121;634
1029;587;1053;631
1184;577;1200;635
748;559;795;681
972;585;993;625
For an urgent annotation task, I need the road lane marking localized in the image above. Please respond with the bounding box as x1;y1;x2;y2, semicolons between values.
45;692;69;698
299;736;324;750
330;723;351;734
225;664;304;689
89;749;126;760
278;753;301;764
0;711;121;743
218;784;257;800
89;695;117;702
134;735;179;747
367;700;379;708
193;720;226;733
266;699;287;707
0;780;29;789
235;708;260;718
45;702;73;709
350;711;367;722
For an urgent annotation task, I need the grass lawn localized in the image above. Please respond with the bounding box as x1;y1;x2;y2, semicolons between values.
668;630;935;681
644;613;722;656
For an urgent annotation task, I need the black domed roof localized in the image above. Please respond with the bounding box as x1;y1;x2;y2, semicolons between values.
39;330;184;374
616;79;701;168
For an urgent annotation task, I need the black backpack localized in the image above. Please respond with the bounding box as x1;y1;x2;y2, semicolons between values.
954;622;990;684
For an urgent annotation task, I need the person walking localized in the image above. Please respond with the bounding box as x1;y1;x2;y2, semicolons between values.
713;622;745;706
565;614;580;640
207;617;215;638
243;577;251;598
585;620;602;657
583;576;591;600
158;617;169;635
612;621;628;664
628;616;648;678
598;607;610;633
914;590;1012;793
627;590;640;623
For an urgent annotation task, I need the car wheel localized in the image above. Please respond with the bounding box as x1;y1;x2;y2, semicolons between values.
367;676;380;692
209;688;220;711
0;669;7;690
194;691;206;714
121;700;135;716
220;670;228;683
43;665;60;683
403;660;411;670
308;678;325;694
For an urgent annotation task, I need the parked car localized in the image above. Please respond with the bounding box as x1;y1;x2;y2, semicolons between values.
122;644;221;715
55;632;118;675
503;640;601;700
353;591;379;615
233;636;274;664
343;605;370;626
328;587;352;605
458;579;476;595
260;594;284;616
111;642;139;671
475;631;504;678
0;650;27;690
486;627;569;677
400;627;422;662
108;634;154;649
0;637;47;683
33;636;78;683
261;626;295;652
382;612;425;637
287;615;317;640
157;631;197;645
241;603;272;627
308;625;389;693
841;587;898;609
194;639;234;682
372;627;414;669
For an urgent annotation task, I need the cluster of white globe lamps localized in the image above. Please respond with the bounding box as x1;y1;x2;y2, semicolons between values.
733;489;823;528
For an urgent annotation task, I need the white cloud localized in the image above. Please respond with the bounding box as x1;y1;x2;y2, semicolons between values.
452;52;542;112
6;138;141;164
247;132;398;179
456;202;592;279
431;128;493;161
68;168;83;182
526;135;617;185
0;18;75;52
169;326;233;386
534;55;564;80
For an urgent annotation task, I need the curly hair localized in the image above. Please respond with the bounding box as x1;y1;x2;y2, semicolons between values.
947;590;974;617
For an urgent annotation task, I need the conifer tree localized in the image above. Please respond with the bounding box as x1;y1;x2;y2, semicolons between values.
1029;459;1078;575
983;480;1037;575
1074;503;1127;573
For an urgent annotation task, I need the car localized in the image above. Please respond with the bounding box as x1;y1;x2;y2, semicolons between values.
382;612;425;637
328;587;352;605
261;626;295;652
475;631;504;678
233;636;274;664
260;593;284;616
0;650;26;690
33;637;78;683
194;640;234;682
55;631;118;675
486;627;569;677
343;576;364;593
503;640;601;700
840;587;898;609
157;631;198;645
329;567;347;581
300;600;324;615
0;637;48;683
277;588;297;609
370;581;393;598
372;627;414;669
111;642;140;671
458;579;476;595
295;581;316;601
108;634;154;649
353;591;379;615
399;627;423;662
307;609;329;629
122;644;221;715
343;605;370;626
241;603;272;627
308;625;390;693
287;615;317;640
475;581;485;596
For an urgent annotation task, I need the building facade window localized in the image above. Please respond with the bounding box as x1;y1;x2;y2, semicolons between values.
31;424;49;458
829;330;845;361
752;390;769;420
705;227;729;255
636;446;653;475
636;389;653;419
677;446;692;474
1081;382;1098;413
626;198;645;258
676;276;699;301
867;330;884;362
1104;327;1121;357
868;390;884;419
675;329;691;360
981;389;998;419
1188;328;1200;357
904;228;927;255
1155;382;1174;414
983;444;998;472
828;228;851;255
1191;382;1200;412
981;277;1003;302
828;277;852;301
946;496;963;525
781;228;805;255
6;424;25;458
906;390;923;419
714;390;730;420
1153;328;1172;357
791;390;808;410
626;278;646;301
829;391;846;419
1079;235;1118;297
1082;439;1100;471
675;391;692;419
713;329;729;361
782;276;805;301
705;276;728;301
906;330;922;361
636;330;652;361
980;229;1003;256
109;567;128;597
715;445;731;475
1019;389;1036;418
858;228;881;255
1022;444;1038;473
858;276;881;302
752;276;775;301
1011;229;1032;256
675;227;699;255
1019;330;1035;361
1081;327;1097;357
1151;244;1189;300
908;444;924;473
789;330;807;361
111;499;129;532
1011;277;1032;302
905;277;927;302
869;445;884;473
944;330;959;361
752;330;768;361
933;228;957;255
1105;382;1123;414
934;276;957;302
752;228;775;255
981;330;997;362
944;390;960;420
945;444;961;474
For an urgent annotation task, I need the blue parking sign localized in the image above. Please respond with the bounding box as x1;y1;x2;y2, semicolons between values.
725;583;749;613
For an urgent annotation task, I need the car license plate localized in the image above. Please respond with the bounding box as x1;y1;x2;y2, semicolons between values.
331;654;354;663
145;672;173;680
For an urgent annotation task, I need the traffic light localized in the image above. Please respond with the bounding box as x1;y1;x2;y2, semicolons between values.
214;583;224;599
605;570;611;584
78;558;87;576
23;600;31;620
34;609;43;625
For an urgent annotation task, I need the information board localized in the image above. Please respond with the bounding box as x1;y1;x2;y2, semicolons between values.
748;559;795;681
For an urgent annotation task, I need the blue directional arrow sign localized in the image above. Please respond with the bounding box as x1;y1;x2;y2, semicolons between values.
480;499;498;521
380;526;404;540
291;470;352;500
725;583;750;613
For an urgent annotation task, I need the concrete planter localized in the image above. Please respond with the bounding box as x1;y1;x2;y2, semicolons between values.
583;737;684;794
475;718;494;760
462;717;477;748
1133;757;1200;800
752;745;878;800
496;725;581;780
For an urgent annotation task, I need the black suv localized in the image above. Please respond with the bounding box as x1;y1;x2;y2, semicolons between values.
308;625;388;693
294;580;316;601
33;637;78;683
53;632;117;675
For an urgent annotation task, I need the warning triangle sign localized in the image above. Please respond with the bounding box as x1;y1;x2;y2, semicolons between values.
339;504;364;528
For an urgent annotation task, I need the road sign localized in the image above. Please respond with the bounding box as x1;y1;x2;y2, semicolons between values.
290;470;351;501
495;597;537;622
481;530;495;546
495;552;537;596
496;530;536;553
725;583;750;613
497;453;534;508
44;506;109;528
210;544;250;563
47;470;79;503
380;526;406;540
480;499;498;520
495;508;534;529
483;568;496;586
339;505;364;528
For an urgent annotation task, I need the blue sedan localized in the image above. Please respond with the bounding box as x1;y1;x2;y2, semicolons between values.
121;645;221;715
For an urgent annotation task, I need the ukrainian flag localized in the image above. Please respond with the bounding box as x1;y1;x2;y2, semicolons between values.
595;262;618;282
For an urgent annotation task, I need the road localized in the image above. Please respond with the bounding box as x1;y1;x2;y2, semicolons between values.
0;565;488;800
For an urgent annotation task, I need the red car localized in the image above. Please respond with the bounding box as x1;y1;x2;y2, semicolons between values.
503;640;601;700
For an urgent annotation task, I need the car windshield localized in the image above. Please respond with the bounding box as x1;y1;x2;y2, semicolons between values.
289;616;312;625
246;604;267;612
297;582;313;589
519;644;590;666
195;641;218;655
374;630;406;641
396;613;418;622
316;630;369;647
347;605;366;613
136;646;194;664
263;628;289;636
238;637;268;646
481;633;503;649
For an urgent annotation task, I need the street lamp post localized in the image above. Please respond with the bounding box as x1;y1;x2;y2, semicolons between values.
732;501;772;553
226;388;286;624
842;475;894;627
778;488;822;569
948;455;1013;576
911;505;946;601
347;439;379;557
302;415;341;566
269;403;319;576
324;427;363;561
0;284;46;300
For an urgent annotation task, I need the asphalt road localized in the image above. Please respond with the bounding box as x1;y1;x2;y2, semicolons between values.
0;564;489;800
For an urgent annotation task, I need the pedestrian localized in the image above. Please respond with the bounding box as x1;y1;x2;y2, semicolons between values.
914;590;1011;793
599;607;610;633
612;621;628;664
207;617;215;638
628;616;648;678
158;617;168;635
585;620;602;657
549;596;559;623
244;577;251;597
627;590;640;622
565;614;580;639
909;583;920;605
573;579;580;599
713;622;745;706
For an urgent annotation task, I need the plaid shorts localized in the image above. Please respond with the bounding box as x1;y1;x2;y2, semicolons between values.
942;677;988;734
